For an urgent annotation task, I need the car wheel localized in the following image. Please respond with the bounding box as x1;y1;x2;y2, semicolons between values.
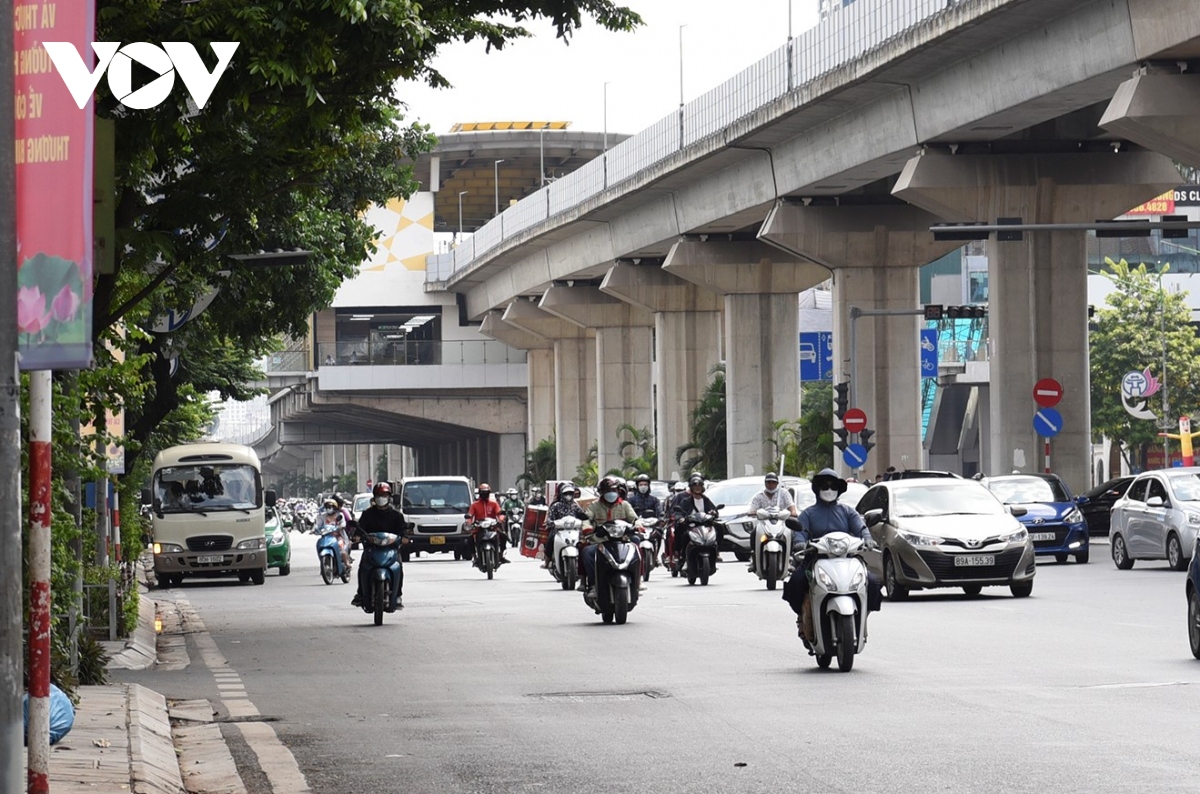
1112;534;1134;570
1189;589;1200;660
1010;580;1033;598
961;585;982;597
733;549;750;562
1054;553;1068;564
1168;533;1187;571
250;568;265;586
1075;548;1089;564
279;564;290;577
237;571;251;583
884;555;908;602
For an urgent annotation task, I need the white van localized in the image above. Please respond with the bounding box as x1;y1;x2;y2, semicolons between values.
148;442;275;587
399;476;474;559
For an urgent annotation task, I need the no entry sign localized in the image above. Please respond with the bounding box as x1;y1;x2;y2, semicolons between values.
1034;378;1063;408
843;408;867;434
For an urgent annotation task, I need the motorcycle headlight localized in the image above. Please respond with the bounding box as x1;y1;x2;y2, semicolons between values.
1064;508;1084;525
999;527;1028;544
236;537;264;550
849;568;866;589
899;531;945;547
828;538;849;556
270;529;285;546
816;567;836;590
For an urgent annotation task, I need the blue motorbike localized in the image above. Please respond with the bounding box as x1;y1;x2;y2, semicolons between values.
358;530;404;625
316;526;352;585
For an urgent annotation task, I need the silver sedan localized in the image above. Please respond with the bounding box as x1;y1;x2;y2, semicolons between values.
1109;468;1200;571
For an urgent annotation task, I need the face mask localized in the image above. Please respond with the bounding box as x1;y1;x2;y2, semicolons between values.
374;496;390;507
603;492;618;504
638;484;649;494
818;489;838;503
325;507;337;514
480;492;491;501
563;494;575;502
765;485;777;495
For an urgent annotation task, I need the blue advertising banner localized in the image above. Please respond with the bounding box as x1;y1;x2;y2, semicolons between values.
920;329;938;379
800;332;833;382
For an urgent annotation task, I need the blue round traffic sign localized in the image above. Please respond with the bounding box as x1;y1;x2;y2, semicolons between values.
1033;407;1063;438
843;443;869;469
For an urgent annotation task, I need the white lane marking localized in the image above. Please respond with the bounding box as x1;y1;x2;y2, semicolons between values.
1083;681;1193;690
237;722;312;793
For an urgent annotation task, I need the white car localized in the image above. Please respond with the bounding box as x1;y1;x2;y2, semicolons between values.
1109;468;1200;571
350;492;372;524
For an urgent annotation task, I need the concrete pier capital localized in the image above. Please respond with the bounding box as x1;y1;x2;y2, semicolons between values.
539;285;654;329
892;151;1181;223
502;298;590;340
479;311;551;350
1101;73;1200;170
599;262;722;313
758;202;962;270
664;240;830;295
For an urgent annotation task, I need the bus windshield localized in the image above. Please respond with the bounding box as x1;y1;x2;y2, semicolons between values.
154;464;260;512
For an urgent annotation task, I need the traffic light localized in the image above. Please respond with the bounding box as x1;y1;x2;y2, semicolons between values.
834;382;849;421
833;427;850;452
860;428;876;454
945;305;987;320
923;304;944;321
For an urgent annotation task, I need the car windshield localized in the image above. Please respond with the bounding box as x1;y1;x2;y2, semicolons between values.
353;495;371;513
704;481;763;507
154;464;259;512
987;477;1070;504
1167;474;1200;501
892;483;1006;517
402;481;472;514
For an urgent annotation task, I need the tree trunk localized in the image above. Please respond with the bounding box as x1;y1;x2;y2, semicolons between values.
1108;441;1123;481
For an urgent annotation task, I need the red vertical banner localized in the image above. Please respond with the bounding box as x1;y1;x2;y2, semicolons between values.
15;0;95;370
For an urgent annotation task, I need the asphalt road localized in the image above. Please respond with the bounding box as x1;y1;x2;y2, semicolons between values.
139;531;1200;794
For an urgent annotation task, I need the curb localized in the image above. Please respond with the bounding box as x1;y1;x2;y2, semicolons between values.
127;683;186;794
109;579;158;671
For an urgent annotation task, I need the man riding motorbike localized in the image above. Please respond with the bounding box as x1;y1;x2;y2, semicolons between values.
351;482;410;611
782;468;879;626
502;488;524;514
670;473;720;567
466;483;509;564
746;472;797;574
582;476;640;597
543;482;588;568
527;487;547;507
627;473;663;519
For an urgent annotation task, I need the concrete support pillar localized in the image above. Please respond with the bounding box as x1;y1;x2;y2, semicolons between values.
759;203;961;476
1102;73;1200;170
499;433;525;490
322;446;335;486
600;263;723;480
356;445;371;492
387;444;404;482
481;311;555;450
368;444;381;487
895;152;1180;492
504;300;596;479
304;456;315;480
665;241;829;477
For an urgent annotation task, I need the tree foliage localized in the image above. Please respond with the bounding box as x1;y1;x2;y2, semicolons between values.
518;436;557;488
1089;259;1200;468
611;424;657;478
675;364;726;480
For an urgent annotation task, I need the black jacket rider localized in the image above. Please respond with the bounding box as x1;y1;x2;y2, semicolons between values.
354;505;409;608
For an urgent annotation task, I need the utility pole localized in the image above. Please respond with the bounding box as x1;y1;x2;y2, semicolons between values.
493;159;504;217
0;0;23;788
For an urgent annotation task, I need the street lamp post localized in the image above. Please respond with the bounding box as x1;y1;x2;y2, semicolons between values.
458;191;468;237
603;82;610;152
539;124;547;187
493;160;504;216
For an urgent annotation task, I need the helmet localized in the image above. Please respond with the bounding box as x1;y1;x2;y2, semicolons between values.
478;483;492;500
688;473;705;490
672;481;687;493
634;474;650;484
764;472;780;483
625;479;636;490
598;476;622;495
555;481;577;500
811;468;847;496
372;482;391;498
506;488;518;497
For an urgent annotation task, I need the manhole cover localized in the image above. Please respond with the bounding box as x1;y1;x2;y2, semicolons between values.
531;690;670;702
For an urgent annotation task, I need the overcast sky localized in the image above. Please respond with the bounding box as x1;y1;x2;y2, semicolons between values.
396;0;820;138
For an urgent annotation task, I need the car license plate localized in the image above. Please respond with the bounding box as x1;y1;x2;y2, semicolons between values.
430;536;445;545
1029;532;1056;542
196;555;223;564
954;555;994;567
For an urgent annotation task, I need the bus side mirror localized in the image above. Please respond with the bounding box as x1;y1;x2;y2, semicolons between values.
140;488;152;506
264;490;278;507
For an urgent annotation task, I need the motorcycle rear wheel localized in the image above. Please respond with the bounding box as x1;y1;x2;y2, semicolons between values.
320;556;334;585
836;613;856;672
373;579;385;626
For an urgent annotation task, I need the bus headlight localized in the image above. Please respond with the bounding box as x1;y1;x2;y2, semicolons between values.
154;543;183;554
236;538;265;550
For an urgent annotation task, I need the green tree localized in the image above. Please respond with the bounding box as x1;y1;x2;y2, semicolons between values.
675;364;726;480
797;381;834;475
518;435;557;488
575;443;599;487
1089;258;1200;470
612;424;657;477
375;451;389;484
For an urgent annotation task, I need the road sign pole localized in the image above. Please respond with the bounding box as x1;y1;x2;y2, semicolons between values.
1044;439;1051;474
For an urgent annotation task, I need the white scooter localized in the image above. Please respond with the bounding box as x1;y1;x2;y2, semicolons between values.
635;516;662;583
750;507;792;591
799;531;871;672
547;516;582;591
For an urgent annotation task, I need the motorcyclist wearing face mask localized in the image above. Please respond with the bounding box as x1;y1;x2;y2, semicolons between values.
466;483;509;564
782;469;874;618
627;474;663;519
581;476;640;597
319;498;352;573
542;482;588;568
746;472;797;573
670;473;720;567
351;482;410;610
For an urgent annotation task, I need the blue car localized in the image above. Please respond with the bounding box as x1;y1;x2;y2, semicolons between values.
1188;539;1200;658
984;473;1090;564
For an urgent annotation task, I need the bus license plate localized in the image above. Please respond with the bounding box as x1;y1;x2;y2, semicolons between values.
430;536;445;545
954;555;994;567
196;555;223;564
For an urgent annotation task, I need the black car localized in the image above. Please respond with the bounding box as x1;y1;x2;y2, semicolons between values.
1076;476;1134;537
